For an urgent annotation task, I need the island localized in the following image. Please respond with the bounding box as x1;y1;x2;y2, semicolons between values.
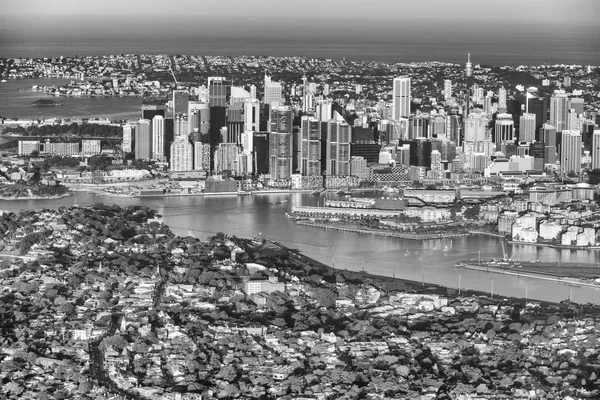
31;99;63;107
0;204;599;400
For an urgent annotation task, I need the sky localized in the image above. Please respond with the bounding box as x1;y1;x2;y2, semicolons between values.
0;0;599;63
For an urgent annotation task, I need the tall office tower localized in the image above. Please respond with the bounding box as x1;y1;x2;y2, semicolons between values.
135;119;152;160
269;132;293;180
432;140;457;164
408;114;429;139
240;131;254;173
392;77;411;120
519;113;536;143
152;115;166;161
253;132;270;175
464;54;473;118
569;98;584;115
444;79;452;101
350;156;368;180
430;150;442;172
326;120;352;175
173;114;188;138
464;113;488;142
592;131;600;170
550;90;569;133
264;74;283;106
542;123;557;164
300;116;322;176
316;99;333;122
122;123;134;153
229;86;251;107
560;130;582;174
446;111;461;145
188;101;210;140
172;89;189;117
498;86;507;112
528;97;549;139
214;143;240;173
494;113;515;143
397;144;411;166
269;106;293;134
244;99;260;132
142;104;166;121
567;109;581;132
208;77;231;107
226;103;244;144
249;85;257;100
170;136;193;171
193;142;211;171
431;115;446;138
564;76;572;88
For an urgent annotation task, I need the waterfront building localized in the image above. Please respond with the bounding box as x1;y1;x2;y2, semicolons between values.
172;89;189;117
264;74;283;106
81;140;101;156
392;77;411;120
350;156;368;180
519;113;536;143
122;123;134;153
269;132;293;180
170;136;193;171
550;90;569;133
214;143;241;174
135;119;152;160
560;130;582;174
194;142;211;171
208;77;231;107
152;115;166;161
326;120;352;176
300;116;322;177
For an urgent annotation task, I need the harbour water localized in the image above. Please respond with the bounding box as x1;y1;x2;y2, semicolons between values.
2;191;599;305
0;78;142;120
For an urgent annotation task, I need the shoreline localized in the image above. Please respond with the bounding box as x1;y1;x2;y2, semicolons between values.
507;240;600;251
0;193;72;201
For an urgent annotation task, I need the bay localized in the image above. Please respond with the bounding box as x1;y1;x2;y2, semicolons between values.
1;192;599;305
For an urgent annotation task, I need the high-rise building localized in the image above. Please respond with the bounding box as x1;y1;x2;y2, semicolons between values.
172;89;189;117
249;84;257;100
208;77;231;107
152;115;166;161
264;74;283;106
431;149;442;172
81;140;101;156
269;106;294;134
431;115;446;139
269;132;293;180
567;109;581;132
122;123;134;153
253;132;270;175
550;90;569;133
542;123;557;165
569;98;584;115
592;130;600;170
446;111;461;145
170;136;193;171
519;113;536;143
464;113;488;142
444;79;452;101
135;119;152;160
498;86;507;112
408;114;429;140
494;113;514;143
350;156;368;180
226;103;244;144
464;54;473;117
174;114;189;138
244;99;260;132
214;143;240;173
560;130;582;174
194;142;211;171
392;77;411;120
188;101;210;141
300;116;322;176
326;120;351;175
527;97;549;140
316;99;333;122
142;104;166;121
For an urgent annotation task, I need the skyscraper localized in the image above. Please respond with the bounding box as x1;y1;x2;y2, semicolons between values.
464;54;473;117
408;114;429;139
122;123;134;153
264;74;283;106
208;77;231;107
172;90;189;117
269;106;294;134
519;113;536;143
214;143;240;173
135;119;152;160
560;130;582;174
244;99;260;132
542;123;557;164
316;99;333;122
194;142;211;171
464;113;488;142
494;113;514;143
300;116;322;177
444;79;452;101
188;101;210;141
550;90;569;133
326;120;352;175
392;77;411;120
592;130;600;170
567;109;581;132
170;136;193;171
152;115;166;161
173;114;189;138
269;132;293;180
142;104;166;121
498;86;507;112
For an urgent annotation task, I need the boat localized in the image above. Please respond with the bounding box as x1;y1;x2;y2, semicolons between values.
1;79;7;83
280;199;288;204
